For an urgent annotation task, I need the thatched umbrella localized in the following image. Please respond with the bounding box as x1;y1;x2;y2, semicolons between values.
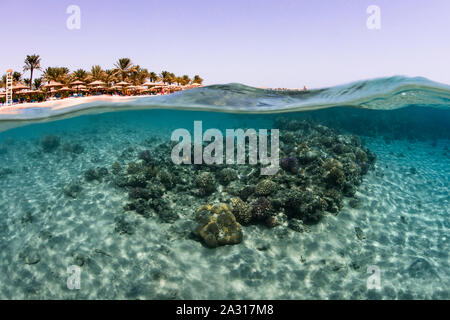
43;81;63;89
142;81;159;87
88;80;106;86
70;80;85;94
43;81;63;96
12;83;29;91
114;81;131;94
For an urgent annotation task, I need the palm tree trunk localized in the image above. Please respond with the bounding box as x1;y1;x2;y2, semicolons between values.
30;68;34;90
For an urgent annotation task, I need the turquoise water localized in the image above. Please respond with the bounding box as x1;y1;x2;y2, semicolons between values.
0;77;448;299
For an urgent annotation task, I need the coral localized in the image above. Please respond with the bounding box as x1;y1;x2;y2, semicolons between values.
114;216;135;235
217;168;238;185
151;198;178;223
239;185;254;201
296;142;310;154
84;167;108;182
325;166;345;186
40;135;60;152
126;162;143;175
283;189;324;222
111;162;122;175
195;172;216;196
288;218;311;233
251;197;273;221
354;147;368;164
229;197;252;225
129;187;152;200
111;117;376;238
255;179;276;196
265;216;277;228
63;182;82;199
158;169;175;189
62;142;84;154
138;150;152;164
280;156;298;174
195;204;243;248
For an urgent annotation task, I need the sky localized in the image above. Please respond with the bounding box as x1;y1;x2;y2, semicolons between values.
0;0;449;88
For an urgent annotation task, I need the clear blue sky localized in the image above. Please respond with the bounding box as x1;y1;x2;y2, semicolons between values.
1;0;449;88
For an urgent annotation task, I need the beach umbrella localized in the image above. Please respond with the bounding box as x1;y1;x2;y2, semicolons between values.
70;80;85;94
58;87;72;92
142;81;160;87
88;80;106;86
43;81;63;88
114;81;131;95
12;83;29;91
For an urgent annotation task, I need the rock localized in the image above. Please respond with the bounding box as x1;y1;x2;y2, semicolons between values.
63;182;82;199
62;142;84;154
288;219;310;233
355;226;366;240
114;216;135;235
19;247;41;265
84;167;108;182
40;135;60;152
349;197;362;209
0;168;14;178
406;258;440;280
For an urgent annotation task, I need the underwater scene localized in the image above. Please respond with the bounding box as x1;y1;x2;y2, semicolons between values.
0;77;449;300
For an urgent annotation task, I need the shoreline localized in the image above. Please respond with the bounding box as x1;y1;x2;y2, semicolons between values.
0;94;152;115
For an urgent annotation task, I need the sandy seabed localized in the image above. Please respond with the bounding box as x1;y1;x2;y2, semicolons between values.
0;121;448;300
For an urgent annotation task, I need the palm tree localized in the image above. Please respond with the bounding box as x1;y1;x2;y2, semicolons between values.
0;75;6;89
89;65;105;81
23;78;31;88
33;77;43;90
23;54;42;89
12;72;22;84
71;69;88;82
160;71;171;84
114;58;135;81
175;76;183;85
104;69;117;86
148;72;159;82
182;75;191;85
192;75;203;84
129;66;149;85
42;67;70;84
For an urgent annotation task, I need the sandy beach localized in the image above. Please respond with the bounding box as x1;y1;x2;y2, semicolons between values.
0;95;153;115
